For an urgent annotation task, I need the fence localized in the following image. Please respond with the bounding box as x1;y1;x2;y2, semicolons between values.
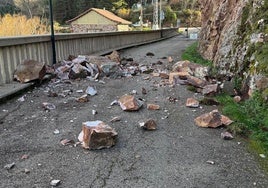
0;28;178;85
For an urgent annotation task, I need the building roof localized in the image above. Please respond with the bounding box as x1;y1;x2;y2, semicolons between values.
67;8;132;25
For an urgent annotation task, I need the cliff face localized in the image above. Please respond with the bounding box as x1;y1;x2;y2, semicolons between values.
199;0;268;98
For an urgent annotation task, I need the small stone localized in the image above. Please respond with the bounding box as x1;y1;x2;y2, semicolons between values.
259;154;266;158
221;131;234;140
17;95;26;102
76;94;89;103
159;72;169;79
206;160;215;165
86;86;97;96
221;115;233;126
50;179;61;187
92;110;97;115
110;100;119;106
76;90;84;93
186;98;199;108
142;87;147;94
4;162;15;170
60;139;75;146
140;119;157;130
42;102;56;111
110;116;121;122
146;52;155;56
53;129;60;135
147;104;160;110
21;154;29;160
233;96;241;103
24;169;30;174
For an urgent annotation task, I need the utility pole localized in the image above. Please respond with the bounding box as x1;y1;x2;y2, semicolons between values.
49;0;56;65
159;0;162;29
140;0;143;31
152;0;159;30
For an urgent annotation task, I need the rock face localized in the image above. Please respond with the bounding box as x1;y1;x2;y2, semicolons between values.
199;0;268;97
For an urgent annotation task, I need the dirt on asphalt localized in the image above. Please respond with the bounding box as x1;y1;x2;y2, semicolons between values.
1;36;268;188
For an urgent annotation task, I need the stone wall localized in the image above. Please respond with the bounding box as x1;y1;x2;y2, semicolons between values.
199;0;268;98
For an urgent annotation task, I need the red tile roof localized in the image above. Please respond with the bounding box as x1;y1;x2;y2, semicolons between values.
67;8;132;25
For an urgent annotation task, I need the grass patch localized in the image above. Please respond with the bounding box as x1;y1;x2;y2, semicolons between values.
181;42;212;66
216;93;268;154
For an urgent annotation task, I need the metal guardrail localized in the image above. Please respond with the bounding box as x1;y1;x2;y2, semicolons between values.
0;28;178;85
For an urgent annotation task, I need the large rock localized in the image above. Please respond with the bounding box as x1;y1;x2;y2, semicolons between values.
118;94;143;111
78;121;117;150
194;110;222;128
202;84;218;95
14;60;46;83
169;72;189;84
186;76;208;88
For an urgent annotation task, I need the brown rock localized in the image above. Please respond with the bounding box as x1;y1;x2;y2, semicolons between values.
140;119;157;130
186;98;199;108
142;87;147;94
221;131;234;140
221;115;233;126
169;72;189;84
78;121;117;150
233;96;241;103
186;76;208;88
106;51;120;64
159;72;169;79
76;94;89;103
202;84;218;95
194;110;222;128
118;94;143;111
147;104;160;110
14;60;46;83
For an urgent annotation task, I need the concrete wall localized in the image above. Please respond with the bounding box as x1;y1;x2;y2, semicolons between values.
0;28;178;85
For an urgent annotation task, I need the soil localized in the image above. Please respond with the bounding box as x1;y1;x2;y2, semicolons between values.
0;36;268;188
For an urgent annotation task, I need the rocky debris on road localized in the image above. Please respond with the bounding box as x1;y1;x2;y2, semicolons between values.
60;139;75;146
106;50;120;63
42;102;56;111
221;115;234;126
194;109;233;128
221;131;234;140
86;86;97;96
142;87;147;94
206;160;215;165
147;103;160;110
110;116;121;122
202;84;218;96
14;60;46;83
21;154;29;160
4;162;15;170
78;120;117;150
186;98;199;108
76;94;89;103
50;180;61;187
118;94;143;111
140;119;157;130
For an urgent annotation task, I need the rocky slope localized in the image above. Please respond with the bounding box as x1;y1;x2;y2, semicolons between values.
198;0;268;98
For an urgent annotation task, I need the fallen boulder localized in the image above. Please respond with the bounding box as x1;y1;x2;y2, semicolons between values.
118;94;143;111
14;60;46;83
78;121;117;150
194;110;222;128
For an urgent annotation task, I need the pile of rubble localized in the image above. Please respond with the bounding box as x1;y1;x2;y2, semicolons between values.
13;51;236;152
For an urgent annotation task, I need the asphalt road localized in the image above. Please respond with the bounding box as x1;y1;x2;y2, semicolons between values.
0;35;268;188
